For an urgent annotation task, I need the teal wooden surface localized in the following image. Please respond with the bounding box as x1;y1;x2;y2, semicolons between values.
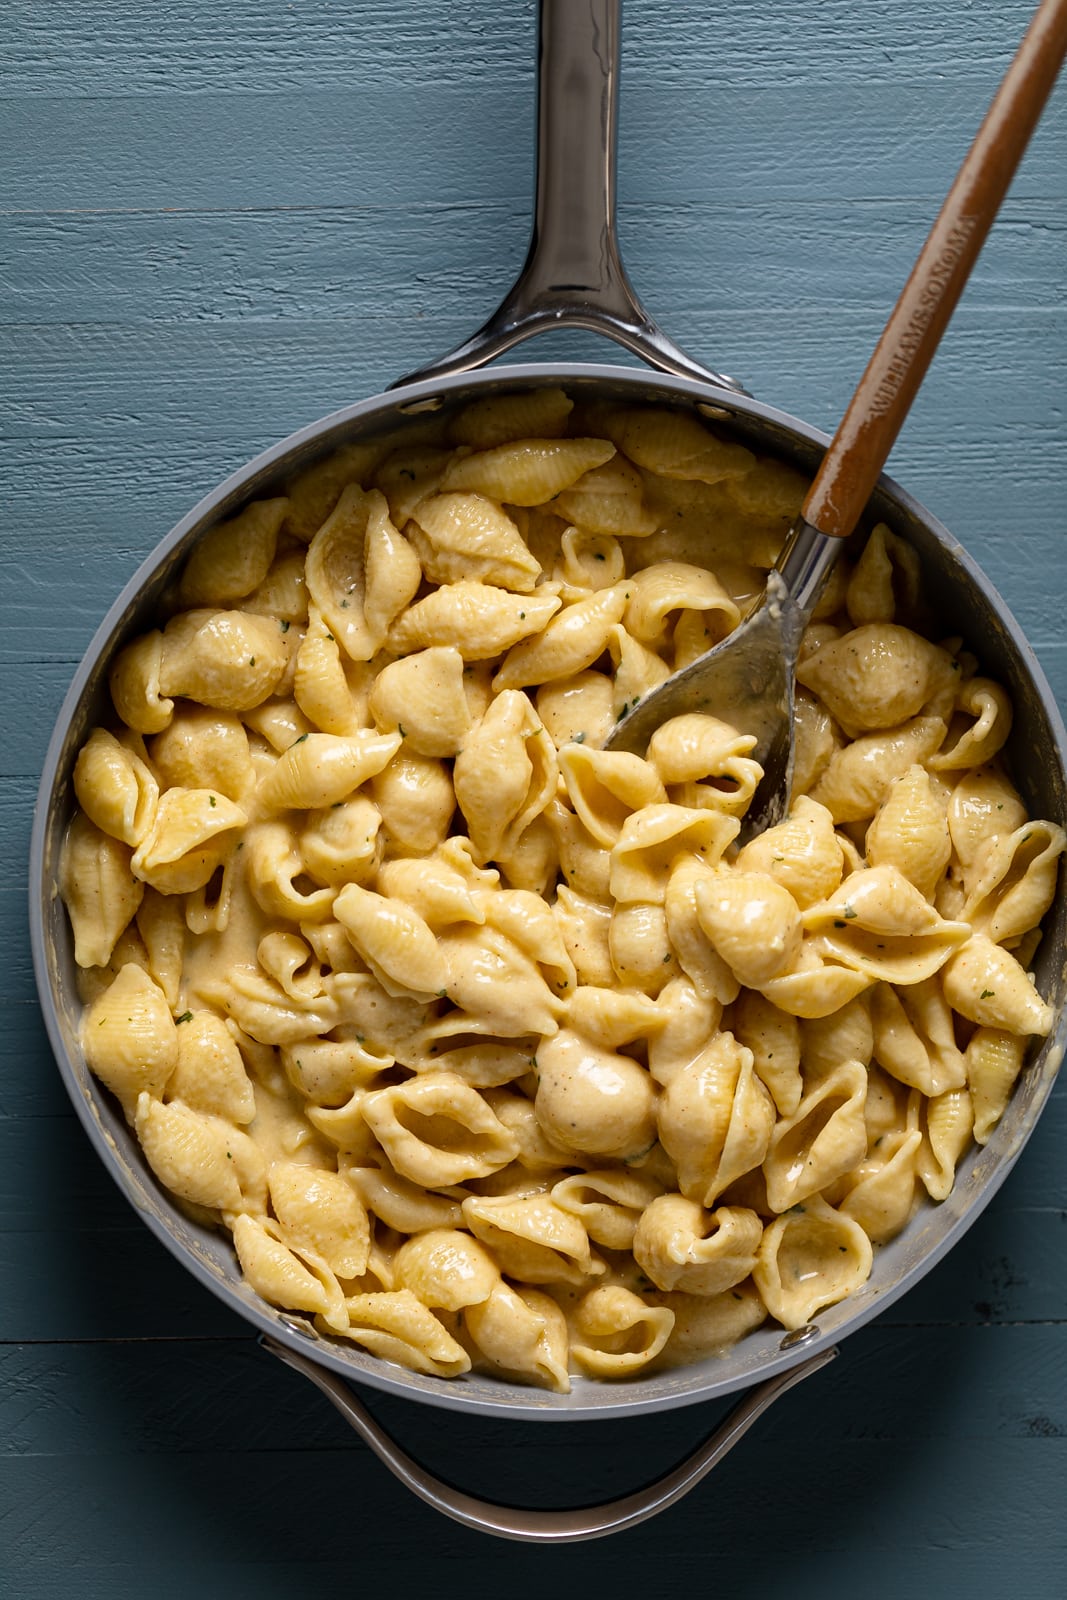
2;0;1065;1592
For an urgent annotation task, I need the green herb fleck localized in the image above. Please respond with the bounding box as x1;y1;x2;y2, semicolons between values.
208;794;216;807
248;656;256;666
175;1011;193;1025
842;905;858;919
981;989;996;999
280;619;290;633
594;551;606;561
437;988;448;999
292;732;309;746
326;633;334;642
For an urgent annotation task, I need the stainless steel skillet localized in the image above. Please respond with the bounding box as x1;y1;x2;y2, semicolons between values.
29;0;1067;1543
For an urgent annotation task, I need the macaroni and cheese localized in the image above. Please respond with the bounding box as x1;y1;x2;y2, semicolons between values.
60;389;1062;1388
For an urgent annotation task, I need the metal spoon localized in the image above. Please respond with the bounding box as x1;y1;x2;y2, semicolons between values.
606;0;1067;842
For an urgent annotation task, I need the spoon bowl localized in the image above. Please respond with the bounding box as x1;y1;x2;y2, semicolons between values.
606;518;841;841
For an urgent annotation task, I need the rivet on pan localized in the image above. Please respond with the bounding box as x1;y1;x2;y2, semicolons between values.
779;1324;820;1351
696;402;734;422
398;396;445;415
278;1314;319;1340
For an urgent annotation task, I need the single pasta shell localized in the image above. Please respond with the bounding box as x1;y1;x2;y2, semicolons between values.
232;1214;338;1317
492;585;629;692
694;871;802;988
159;610;289;712
461;1192;603;1286
393;1229;500;1311
942;935;1054;1036
753;1196;873;1330
60;814;145;969
865;765;951;900
109;631;174;735
440;437;615;506
74;728;159;847
464;1281;571;1393
334;881;449;997
571;1285;675;1377
802;864;971;985
796;623;949;734
410;491;542;590
553;455;659;537
150;707;254;803
601;406;754;483
965;1027;1028;1144
303;484;379;661
368;647;471;758
179;497;288;607
362;1074;519;1187
135;1094;245;1212
533;1028;657;1160
447;386;574;448
170;1011;256;1124
269;1163;371;1280
624;562;740;650
632;1195;762;1296
334;1290;471;1378
256;730;402;814
82;964;178;1114
735;796;843;912
647;713;755;786
387;581;561;659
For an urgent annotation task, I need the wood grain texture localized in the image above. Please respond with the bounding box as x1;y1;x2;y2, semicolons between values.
2;0;1064;1591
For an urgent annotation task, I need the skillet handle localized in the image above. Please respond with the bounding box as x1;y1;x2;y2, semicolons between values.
394;0;746;394
259;1334;835;1543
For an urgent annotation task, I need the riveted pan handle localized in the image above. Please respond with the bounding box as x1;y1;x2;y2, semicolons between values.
260;1335;835;1543
396;0;746;392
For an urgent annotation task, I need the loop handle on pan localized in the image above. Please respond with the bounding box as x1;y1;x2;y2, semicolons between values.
395;0;747;393
260;1335;835;1543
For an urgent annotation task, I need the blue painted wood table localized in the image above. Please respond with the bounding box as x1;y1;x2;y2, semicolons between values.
3;1;1064;1593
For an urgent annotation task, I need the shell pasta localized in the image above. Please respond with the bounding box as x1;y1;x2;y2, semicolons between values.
60;389;1062;1390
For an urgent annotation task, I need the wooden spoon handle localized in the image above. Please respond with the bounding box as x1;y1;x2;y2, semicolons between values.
802;0;1067;539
